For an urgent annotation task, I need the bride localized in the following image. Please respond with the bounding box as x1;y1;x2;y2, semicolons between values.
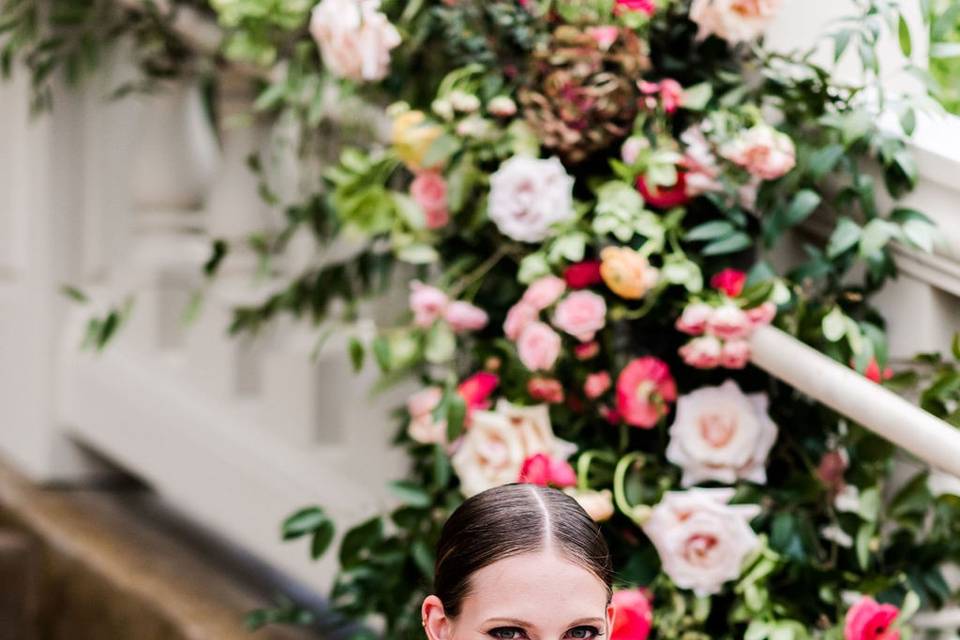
421;483;615;640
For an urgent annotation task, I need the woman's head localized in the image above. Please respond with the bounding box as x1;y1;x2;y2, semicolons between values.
422;483;614;639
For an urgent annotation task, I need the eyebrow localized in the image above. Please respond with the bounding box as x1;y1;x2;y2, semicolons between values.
482;617;606;627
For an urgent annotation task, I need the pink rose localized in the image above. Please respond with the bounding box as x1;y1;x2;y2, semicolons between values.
844;597;900;640
552;291;607;343
746;301;777;327
309;0;401;82
458;372;500;413
519;453;577;488
675;302;714;336
575;341;600;360
710;268;747;297
504;301;539;341
528;377;565;404
659;79;684;114
406;387;447;444
679;336;723;369
586;26;620;51
621;136;647;165
616;357;678;429
615;0;655;15
409;281;448;328
444;301;489;333
706;304;751;340
720;339;751;369
523;275;567;311
410;171;449;230
721;124;797;181
584;372;612;400
517;322;562;371
610;588;653;640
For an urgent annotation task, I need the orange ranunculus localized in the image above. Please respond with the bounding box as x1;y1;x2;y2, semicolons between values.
600;246;659;300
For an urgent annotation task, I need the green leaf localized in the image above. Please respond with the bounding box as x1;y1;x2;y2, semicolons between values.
859;219;899;257
898;14;912;57
425;321;456;364
411;539;435;579
952;333;960;360
703;232;752;256
783;190;822;226
282;506;330;540
827;217;862;258
348;337;365;372
339;516;383;568
60;285;88;303
822;308;847;342
855;521;875;570
310;520;336;559
372;336;392;372
389;480;432;507
808;144;845;181
681;82;712;110
686;220;735;242
422;134;461;167
446;393;467;442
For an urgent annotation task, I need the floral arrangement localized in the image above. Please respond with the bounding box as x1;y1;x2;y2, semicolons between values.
5;0;960;638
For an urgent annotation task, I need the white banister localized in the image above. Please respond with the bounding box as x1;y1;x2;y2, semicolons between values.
750;325;960;477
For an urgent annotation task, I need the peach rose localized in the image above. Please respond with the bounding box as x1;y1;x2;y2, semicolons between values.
517;321;562;371
406;387;446;445
666;380;778;486
689;0;783;44
444;301;489;333
600;246;660;300
721;124;796;180
309;0;401;82
564;488;616;522
642;488;761;596
552;291;607;343
451;400;576;497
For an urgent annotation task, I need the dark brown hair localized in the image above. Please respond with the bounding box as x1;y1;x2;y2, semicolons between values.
433;483;613;618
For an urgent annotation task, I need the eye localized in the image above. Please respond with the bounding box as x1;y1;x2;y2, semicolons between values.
488;628;527;639
565;626;602;639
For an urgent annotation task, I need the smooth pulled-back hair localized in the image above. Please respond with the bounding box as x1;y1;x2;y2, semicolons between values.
433;483;613;618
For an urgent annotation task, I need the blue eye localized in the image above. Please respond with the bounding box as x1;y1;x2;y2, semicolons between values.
488;628;527;639
565;626;601;639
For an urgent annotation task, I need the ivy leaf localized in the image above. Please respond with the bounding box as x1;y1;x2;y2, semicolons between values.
389;480;432;508
310;521;336;560
827;217;862;258
686;220;735;242
783;190;822;226
282;506;330;540
808;144;845;181
703;232;752;256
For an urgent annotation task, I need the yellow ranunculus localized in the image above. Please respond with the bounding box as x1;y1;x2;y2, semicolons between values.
391;109;443;171
600;246;659;300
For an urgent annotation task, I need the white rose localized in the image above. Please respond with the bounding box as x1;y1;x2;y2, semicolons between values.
309;0;401;82
488;156;575;243
666;380;778;486
451;400;577;497
564;488;615;522
642;488;761;596
689;0;783;44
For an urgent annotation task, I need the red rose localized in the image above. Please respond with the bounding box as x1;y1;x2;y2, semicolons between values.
710;268;748;297
611;588;654;640
457;372;499;413
563;260;604;289
636;172;691;209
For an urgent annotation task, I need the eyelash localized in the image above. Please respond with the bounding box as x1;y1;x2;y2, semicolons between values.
487;626;603;639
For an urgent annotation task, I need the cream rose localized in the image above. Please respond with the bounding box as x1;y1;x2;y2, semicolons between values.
666;380;778;486
451;400;577;497
689;0;783;44
488;156;575;243
642;488;761;596
309;0;401;82
564;488;615;522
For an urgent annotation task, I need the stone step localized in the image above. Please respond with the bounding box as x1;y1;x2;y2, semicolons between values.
0;457;327;640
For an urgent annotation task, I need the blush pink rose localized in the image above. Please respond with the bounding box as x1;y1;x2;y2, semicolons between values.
523;275;567;311
575;341;600;360
844;597;901;640
309;0;401;82
610;588;654;640
528;377;565;404
616;357;678;429
444;301;489;333
675;302;713;336
406;387;446;445
552;291;607;343
517;322;562;371
721;124;797;181
519;453;578;488
503;301;539;341
410;171;449;230
409;281;448;327
584;372;612;400
644;79;685;114
621;136;647;165
710;268;747;297
706;304;751;340
720;339;751;369
746;301;777;327
679;336;723;369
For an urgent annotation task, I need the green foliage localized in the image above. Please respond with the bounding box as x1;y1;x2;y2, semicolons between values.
927;0;960;115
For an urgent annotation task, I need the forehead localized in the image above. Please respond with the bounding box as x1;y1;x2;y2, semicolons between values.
459;550;609;620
